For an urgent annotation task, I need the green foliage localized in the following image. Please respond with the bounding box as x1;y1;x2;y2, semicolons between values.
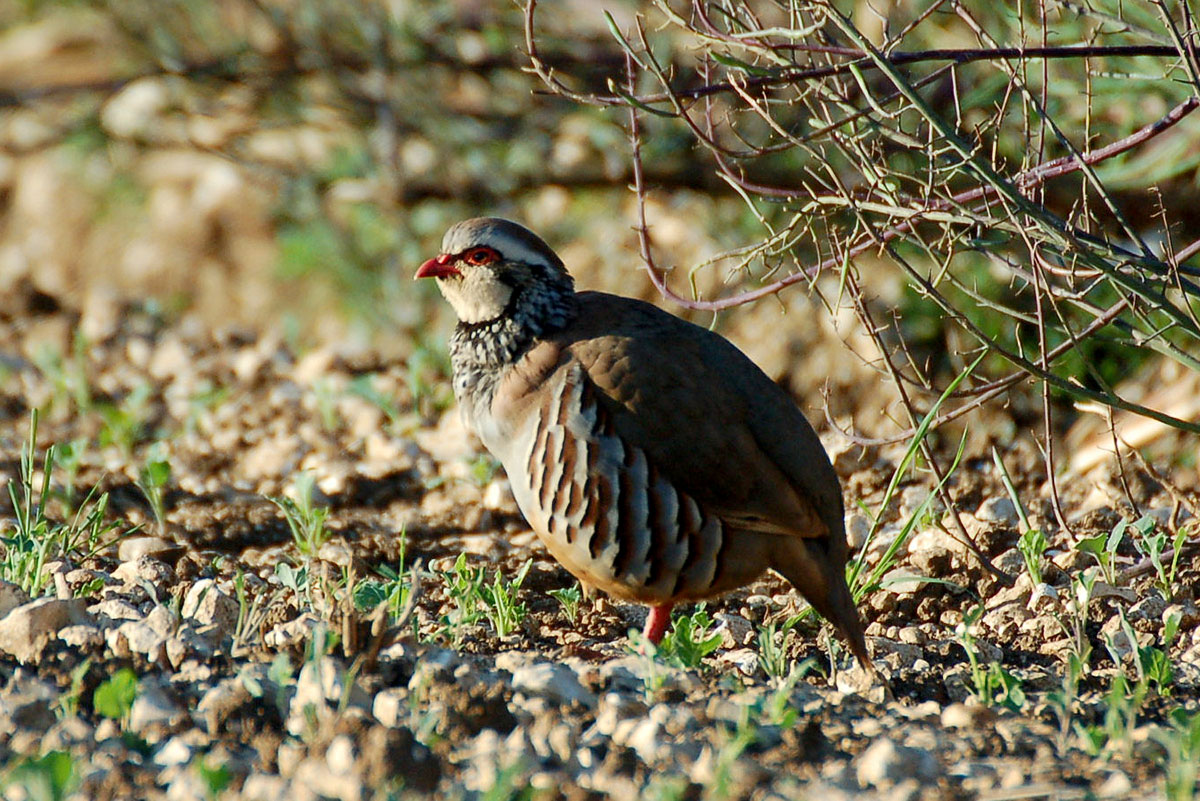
53;659;92;719
479;759;533;801
756;616;801;683
276;562;309;595
347;375;403;431
1133;522;1190;599
1152;708;1200;801
657;605;722;669
136;454;172;536
352;533;412;624
1076;674;1148;759
93;668;139;725
31;338;91;419
1017;527;1049;586
96;382;155;454
479;559;532;638
848;355;980;602
195;755;232;800
957;605;1026;711
406;341;455;421
548;584;582;625
2;411;121;595
467;454;502;487
438;553;486;645
1076;519;1133;586
271;473;333;559
709;707;760;801
3;750;78;801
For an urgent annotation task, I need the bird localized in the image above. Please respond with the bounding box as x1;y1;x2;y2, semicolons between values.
416;217;872;670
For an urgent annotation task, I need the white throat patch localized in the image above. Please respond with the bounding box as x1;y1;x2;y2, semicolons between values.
437;269;514;324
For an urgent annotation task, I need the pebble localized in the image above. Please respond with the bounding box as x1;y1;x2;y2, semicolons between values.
941;703;996;729
845;512;872;550
165;624;218;668
872;639;924;671
1098;770;1132;798
977;497;1020;526
0;597;94;664
715;648;759;676
153;736;195;768
118;535;185;565
264;613;320;648
130;683;184;736
287;655;371;736
1166;599;1200;629
196;677;251;734
372;688;406;728
58;623;104;649
992;547;1027;575
712;612;754;647
240;775;288;801
0;670;57;730
41;716;95;751
855;739;938;787
182;579;239;631
0;580;31;617
112;555;176;589
481;478;516;510
510;661;595;708
92;597;144;624
326;734;357;775
110;617;169;662
1127;592;1167;622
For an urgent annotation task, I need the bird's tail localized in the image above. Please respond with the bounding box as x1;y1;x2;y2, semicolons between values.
773;539;874;674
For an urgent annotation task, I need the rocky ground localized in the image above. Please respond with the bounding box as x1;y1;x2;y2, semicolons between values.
0;283;1198;801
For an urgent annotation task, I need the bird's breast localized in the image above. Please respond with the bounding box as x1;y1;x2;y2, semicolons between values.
493;362;733;604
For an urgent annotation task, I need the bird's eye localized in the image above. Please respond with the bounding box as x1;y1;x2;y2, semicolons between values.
463;247;499;266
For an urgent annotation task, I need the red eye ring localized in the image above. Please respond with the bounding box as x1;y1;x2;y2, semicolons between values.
463;247;499;266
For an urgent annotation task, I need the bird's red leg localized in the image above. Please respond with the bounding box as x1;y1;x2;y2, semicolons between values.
643;604;673;644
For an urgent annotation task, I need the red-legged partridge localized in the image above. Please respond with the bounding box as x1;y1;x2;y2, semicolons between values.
417;218;872;669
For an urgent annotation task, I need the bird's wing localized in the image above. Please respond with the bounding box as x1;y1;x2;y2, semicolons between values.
553;291;844;542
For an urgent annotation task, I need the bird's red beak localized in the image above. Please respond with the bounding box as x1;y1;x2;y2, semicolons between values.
415;253;460;279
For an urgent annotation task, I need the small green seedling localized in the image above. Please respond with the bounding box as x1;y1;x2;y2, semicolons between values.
549;584;583;625
271;473;332;558
93;668;139;727
480;559;532;637
658;605;722;669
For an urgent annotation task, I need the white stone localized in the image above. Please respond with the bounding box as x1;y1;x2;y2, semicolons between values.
846;513;872;550
100;78;169;139
113;555;175;588
0;598;93;664
856;739;938;787
196;678;250;734
264;613;320;648
0;580;30;617
182;579;238;631
92;597;144;623
716;648;759;676
372;688;406;728
58;624;104;649
130;684;183;734
976;497;1019;526
325;735;356;775
153;736;194;768
111;617;169;663
510;662;594;708
1128;592;1167;622
241;775;288;801
620;716;662;763
712;612;754;647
